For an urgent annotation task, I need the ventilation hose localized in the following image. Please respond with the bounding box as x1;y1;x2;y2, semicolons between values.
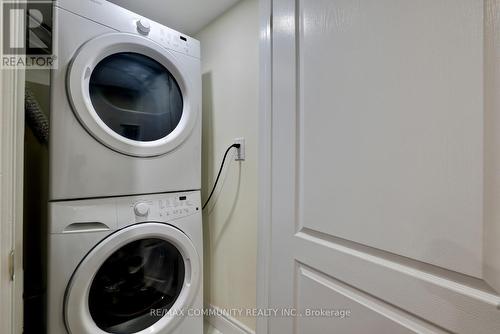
25;88;49;144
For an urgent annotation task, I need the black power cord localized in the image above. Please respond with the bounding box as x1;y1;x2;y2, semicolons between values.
202;143;241;210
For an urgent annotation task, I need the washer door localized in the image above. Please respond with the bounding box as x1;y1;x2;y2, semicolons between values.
65;223;200;334
67;33;197;157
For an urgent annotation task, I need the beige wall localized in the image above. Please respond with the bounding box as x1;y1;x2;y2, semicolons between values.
196;0;259;330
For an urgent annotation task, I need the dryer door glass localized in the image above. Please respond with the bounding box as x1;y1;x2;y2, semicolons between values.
88;238;185;333
89;52;184;142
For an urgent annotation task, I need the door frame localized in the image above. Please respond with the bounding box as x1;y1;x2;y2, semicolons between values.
0;24;25;334
256;0;272;333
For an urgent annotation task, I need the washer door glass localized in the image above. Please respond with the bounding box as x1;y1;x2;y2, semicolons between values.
89;52;184;142
88;238;185;334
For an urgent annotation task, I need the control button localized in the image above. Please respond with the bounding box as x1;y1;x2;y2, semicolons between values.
134;202;150;216
136;19;151;35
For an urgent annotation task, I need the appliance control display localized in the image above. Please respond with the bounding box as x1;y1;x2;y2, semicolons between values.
131;195;198;221
159;196;197;219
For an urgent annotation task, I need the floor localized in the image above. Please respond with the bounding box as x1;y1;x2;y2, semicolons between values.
204;321;222;334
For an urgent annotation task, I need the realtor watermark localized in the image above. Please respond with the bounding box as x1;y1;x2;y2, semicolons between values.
150;307;352;319
1;1;57;69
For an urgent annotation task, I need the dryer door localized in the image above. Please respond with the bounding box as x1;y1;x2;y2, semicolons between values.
67;33;197;157
65;223;200;334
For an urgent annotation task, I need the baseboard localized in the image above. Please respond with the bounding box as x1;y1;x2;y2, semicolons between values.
206;304;255;334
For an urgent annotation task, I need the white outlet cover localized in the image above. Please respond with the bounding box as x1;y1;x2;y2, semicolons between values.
234;138;245;161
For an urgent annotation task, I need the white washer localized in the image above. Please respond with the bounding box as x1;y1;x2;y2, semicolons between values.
47;191;203;334
50;0;201;200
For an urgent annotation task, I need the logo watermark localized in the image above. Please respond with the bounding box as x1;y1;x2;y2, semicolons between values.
150;307;352;319
1;1;57;69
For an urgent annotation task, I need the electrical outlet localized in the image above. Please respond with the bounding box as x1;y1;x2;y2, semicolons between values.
234;138;245;161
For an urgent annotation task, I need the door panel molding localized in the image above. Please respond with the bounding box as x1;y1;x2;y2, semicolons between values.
298;227;496;299
295;230;500;333
296;0;484;278
296;263;448;334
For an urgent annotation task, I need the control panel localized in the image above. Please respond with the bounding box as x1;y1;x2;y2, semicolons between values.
50;191;201;234
132;196;199;220
55;0;200;59
117;191;201;228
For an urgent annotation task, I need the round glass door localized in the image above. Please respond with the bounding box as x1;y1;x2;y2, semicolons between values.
64;223;200;334
89;53;183;142
89;238;185;333
67;33;198;157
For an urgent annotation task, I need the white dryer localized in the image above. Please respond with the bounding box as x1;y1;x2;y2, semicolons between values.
50;0;201;200
47;191;203;334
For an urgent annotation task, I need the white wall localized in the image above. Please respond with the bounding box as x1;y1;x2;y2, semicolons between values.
196;0;259;330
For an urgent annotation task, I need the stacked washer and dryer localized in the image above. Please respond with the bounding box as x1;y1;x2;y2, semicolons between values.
47;1;203;333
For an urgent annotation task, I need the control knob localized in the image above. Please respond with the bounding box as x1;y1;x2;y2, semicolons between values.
134;202;150;217
136;19;151;35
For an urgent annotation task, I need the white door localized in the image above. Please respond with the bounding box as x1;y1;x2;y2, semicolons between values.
266;0;500;333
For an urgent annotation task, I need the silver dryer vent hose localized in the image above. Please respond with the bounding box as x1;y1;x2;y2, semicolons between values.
25;88;49;144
